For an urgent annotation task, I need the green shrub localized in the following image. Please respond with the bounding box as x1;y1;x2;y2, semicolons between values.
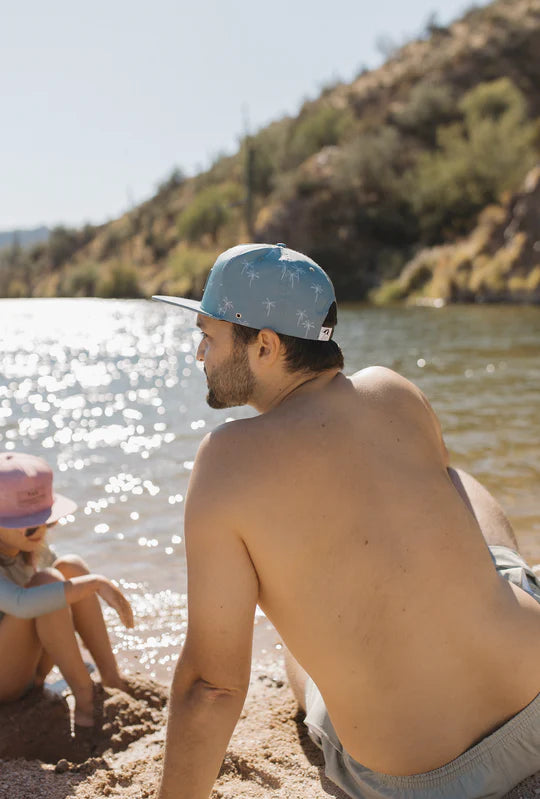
178;183;242;243
332;126;418;244
409;78;538;243
394;81;456;143
461;78;524;124
98;263;142;298
58;261;100;296
0;245;33;296
96;225;125;260
143;225;170;261
4;277;28;298
48;226;81;268
241;119;291;196
335;125;403;198
163;246;217;296
284;103;354;170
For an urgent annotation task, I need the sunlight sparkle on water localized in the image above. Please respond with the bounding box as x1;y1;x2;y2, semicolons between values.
104;586;188;678
94;523;110;534
0;298;206;595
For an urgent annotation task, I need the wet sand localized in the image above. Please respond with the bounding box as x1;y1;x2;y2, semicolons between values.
1;670;538;799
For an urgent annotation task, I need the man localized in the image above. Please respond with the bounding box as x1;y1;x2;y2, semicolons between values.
153;243;540;799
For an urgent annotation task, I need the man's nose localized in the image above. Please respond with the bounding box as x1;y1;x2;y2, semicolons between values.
196;339;206;361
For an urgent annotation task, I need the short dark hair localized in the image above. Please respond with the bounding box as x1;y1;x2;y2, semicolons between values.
232;302;344;374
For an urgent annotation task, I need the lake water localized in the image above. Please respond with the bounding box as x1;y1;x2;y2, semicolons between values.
1;299;539;682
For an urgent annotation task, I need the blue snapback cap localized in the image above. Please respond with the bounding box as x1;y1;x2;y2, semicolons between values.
152;243;336;341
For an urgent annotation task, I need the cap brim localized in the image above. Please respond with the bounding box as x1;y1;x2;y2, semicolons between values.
48;493;78;524
152;296;204;315
0;493;78;529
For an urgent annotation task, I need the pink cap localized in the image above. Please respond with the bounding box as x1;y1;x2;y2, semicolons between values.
0;452;77;529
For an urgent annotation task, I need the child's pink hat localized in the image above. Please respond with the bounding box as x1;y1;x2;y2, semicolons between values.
0;452;77;529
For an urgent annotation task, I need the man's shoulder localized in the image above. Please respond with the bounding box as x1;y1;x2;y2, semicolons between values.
192;419;261;482
199;416;258;453
349;366;435;422
187;421;263;528
349;365;417;394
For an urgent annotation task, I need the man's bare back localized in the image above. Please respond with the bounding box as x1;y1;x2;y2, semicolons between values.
210;365;540;774
154;244;540;799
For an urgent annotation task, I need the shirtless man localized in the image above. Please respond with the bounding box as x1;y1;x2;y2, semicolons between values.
153;243;540;799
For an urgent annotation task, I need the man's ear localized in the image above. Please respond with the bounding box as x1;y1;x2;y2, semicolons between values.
254;328;282;366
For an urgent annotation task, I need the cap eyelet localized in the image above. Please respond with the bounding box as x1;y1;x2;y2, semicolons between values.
236;313;242;319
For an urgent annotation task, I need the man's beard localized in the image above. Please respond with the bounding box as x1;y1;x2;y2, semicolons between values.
205;343;256;409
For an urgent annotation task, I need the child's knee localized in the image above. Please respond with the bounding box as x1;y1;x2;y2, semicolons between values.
26;567;65;587
52;554;90;579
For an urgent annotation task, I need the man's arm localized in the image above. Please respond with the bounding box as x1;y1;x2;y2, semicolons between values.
159;432;259;799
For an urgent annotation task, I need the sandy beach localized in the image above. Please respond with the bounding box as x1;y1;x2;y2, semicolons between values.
1;667;539;799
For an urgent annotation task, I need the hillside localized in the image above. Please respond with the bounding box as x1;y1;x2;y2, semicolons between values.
1;0;540;302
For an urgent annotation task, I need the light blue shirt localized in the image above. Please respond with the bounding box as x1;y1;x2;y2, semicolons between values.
0;546;67;621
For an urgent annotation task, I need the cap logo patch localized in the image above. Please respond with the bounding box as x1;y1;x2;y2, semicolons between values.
17;488;47;507
318;327;332;341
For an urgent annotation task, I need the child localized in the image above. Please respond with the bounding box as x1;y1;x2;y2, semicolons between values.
0;451;134;727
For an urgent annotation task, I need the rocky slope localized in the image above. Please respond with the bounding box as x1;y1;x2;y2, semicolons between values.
378;164;540;304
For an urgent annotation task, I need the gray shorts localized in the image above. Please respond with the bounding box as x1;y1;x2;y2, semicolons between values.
304;546;540;799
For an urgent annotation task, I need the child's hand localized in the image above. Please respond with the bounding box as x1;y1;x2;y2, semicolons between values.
95;577;135;628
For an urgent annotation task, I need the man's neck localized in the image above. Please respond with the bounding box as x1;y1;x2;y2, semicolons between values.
250;368;342;414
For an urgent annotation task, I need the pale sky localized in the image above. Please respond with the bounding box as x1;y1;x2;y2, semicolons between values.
1;0;489;231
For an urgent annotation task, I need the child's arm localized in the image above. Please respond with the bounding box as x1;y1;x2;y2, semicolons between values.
0;573;133;628
0;574;66;619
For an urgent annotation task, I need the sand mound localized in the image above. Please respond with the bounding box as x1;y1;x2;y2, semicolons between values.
0;687;74;764
0;676;167;765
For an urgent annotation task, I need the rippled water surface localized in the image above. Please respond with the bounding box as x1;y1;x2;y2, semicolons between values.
1;299;539;680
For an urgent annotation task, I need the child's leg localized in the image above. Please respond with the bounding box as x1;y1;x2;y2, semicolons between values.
0;614;43;702
53;555;125;689
34;649;55;687
27;568;95;726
